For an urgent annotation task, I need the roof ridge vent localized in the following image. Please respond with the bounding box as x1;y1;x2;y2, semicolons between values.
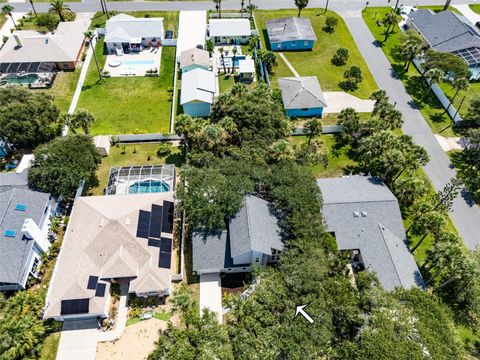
353;211;360;218
361;211;367;217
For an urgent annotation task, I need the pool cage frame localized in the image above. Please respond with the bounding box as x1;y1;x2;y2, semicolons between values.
105;164;176;195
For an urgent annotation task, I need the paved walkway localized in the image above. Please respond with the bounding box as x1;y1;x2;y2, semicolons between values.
323;92;374;113
98;279;130;342
278;52;300;77
338;9;480;249
454;4;480;25
200;273;223;323
56;319;98;360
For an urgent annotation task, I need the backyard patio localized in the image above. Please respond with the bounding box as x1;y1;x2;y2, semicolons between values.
104;49;161;77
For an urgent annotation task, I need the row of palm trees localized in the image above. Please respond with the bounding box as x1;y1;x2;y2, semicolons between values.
1;0;74;30
212;0;257;20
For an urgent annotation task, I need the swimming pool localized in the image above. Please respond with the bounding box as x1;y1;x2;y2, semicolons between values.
3;73;39;84
122;60;156;66
128;180;170;194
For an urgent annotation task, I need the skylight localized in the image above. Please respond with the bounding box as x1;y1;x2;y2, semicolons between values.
3;230;17;238
15;204;27;211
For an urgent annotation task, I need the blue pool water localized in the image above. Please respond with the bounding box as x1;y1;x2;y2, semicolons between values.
4;73;39;84
122;60;156;66
128;180;169;194
233;56;246;67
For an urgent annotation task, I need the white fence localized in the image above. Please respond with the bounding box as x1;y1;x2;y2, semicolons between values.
210;12;251;19
163;39;177;47
412;58;463;123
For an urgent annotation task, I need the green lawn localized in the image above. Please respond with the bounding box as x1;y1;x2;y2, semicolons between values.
218;73;236;93
77;38;176;135
255;9;378;99
38;333;60;360
126;312;172;326
469;4;480;14
0;15;6;29
362;7;479;137
88;143;184;196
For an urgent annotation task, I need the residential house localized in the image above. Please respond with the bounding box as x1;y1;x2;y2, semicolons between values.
105;14;164;54
208;19;251;45
192;195;284;275
238;59;255;82
278;76;327;117
317;176;424;290
180;68;216;117
180;48;210;73
407;10;480;79
44;192;175;321
176;11;207;62
266;17;317;51
0;171;58;291
0;20;89;73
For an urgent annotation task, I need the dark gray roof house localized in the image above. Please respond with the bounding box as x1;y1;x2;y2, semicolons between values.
317;176;424;291
192;195;284;275
0;171;56;291
278;77;327;110
266;17;317;44
407;10;480;75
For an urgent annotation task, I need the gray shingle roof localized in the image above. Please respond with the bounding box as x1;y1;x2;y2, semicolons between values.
191;195;283;273
408;10;480;53
278;77;327;110
266;17;317;43
317;176;424;291
0;173;52;286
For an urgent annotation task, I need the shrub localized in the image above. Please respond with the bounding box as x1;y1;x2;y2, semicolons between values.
156;143;173;158
331;48;349;66
323;16;338;33
36;13;59;32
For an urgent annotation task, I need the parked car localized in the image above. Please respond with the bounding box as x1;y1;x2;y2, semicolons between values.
165;30;174;39
476;21;480;30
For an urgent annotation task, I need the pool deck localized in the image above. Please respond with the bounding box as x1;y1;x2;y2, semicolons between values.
104;48;162;77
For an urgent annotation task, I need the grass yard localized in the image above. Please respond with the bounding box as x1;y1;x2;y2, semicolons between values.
362;7;480;137
255;9;378;99
77;38;176;135
0;15;6;29
89;143;184;196
469;5;480;14
38;333;60;360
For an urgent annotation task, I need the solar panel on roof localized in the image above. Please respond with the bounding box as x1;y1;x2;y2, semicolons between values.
148;204;163;239
136;210;151;238
160;238;172;252
87;275;98;290
95;283;106;297
158;251;172;269
148;238;161;247
60;298;89;315
161;201;174;234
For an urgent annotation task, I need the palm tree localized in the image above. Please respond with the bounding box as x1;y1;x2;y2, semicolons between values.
399;31;423;71
444;77;469;115
29;0;38;17
73;109;95;134
443;0;451;11
246;3;257;20
410;211;446;253
423;239;464;287
269;140;294;162
240;0;245;14
423;68;444;99
383;12;398;41
325;0;330;13
60;113;77;134
48;0;73;22
218;47;227;74
213;0;222;19
2;5;18;30
295;0;309;17
205;39;214;56
304;118;322;144
231;46;238;74
84;31;101;80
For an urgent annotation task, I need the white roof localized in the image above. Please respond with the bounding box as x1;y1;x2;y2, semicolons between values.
0;20;89;64
238;59;255;73
15;154;34;174
209;19;251;37
105;14;164;44
176;11;207;62
180;68;216;105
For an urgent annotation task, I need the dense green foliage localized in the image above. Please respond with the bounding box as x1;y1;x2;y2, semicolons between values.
451;129;480;201
0;292;48;360
28;134;102;197
0;88;62;149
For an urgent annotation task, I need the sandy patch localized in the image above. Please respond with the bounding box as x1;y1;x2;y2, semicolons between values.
434;135;468;152
96;318;166;360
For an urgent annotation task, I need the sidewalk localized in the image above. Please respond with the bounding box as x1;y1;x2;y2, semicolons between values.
453;4;480;25
200;273;223;323
97;279;130;342
0;12;26;39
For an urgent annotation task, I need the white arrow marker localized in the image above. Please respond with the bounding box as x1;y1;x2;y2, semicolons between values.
295;304;314;324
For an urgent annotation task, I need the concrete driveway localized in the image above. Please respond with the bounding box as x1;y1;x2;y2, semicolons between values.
200;273;223;323
323;92;374;114
56;319;98;360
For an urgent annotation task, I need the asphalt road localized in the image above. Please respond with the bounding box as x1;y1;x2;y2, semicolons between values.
8;0;480;247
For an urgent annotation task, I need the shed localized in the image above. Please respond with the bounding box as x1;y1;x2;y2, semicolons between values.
93;135;111;156
266;17;317;51
278;76;327;117
180;68;216;117
180;48;210;73
238;59;255;82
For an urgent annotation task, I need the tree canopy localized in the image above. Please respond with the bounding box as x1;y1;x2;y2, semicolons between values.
0;87;62;149
28;134;101;197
